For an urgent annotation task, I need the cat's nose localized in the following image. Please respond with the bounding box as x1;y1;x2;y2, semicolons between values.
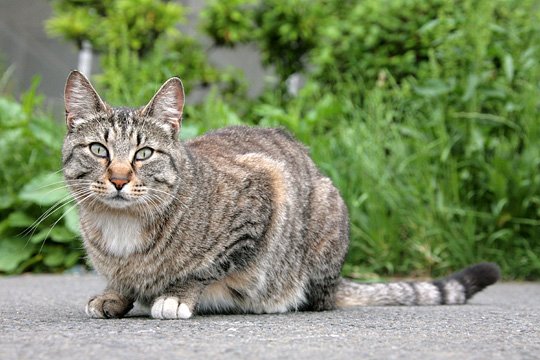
110;176;129;190
108;161;133;191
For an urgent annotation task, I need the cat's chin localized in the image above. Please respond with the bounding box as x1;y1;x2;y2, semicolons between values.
102;195;136;210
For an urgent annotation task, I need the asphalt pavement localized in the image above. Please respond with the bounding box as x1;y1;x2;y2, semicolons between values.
0;274;538;360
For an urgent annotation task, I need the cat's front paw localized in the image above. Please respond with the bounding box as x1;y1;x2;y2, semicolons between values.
151;296;193;320
86;293;133;319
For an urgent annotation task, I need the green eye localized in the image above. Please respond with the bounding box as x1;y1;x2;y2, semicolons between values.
89;143;108;158
135;147;154;161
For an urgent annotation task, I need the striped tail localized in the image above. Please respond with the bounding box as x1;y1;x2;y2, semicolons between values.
335;262;500;307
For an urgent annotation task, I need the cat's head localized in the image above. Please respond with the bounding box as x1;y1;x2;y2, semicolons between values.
62;70;186;212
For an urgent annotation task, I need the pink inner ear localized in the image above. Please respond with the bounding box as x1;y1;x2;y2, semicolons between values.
143;77;185;132
64;81;76;114
163;79;184;118
64;71;109;128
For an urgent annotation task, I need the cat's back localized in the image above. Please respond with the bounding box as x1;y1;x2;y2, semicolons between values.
185;126;312;167
183;126;349;314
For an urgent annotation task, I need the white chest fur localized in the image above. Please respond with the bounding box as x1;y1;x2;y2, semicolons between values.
89;212;145;257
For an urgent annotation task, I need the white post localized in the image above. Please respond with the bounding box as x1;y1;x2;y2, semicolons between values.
77;40;93;77
287;73;303;96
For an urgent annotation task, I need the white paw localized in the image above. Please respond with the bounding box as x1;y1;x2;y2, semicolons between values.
84;304;103;319
86;302;104;319
151;297;193;320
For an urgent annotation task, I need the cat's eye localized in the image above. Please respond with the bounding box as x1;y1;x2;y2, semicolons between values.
89;143;108;158
135;147;154;161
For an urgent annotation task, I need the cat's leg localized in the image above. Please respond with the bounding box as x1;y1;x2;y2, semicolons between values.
303;272;341;311
302;178;350;311
86;289;134;319
150;235;260;319
150;279;204;320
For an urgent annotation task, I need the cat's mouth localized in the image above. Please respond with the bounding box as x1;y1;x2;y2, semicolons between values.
104;193;133;208
110;193;129;201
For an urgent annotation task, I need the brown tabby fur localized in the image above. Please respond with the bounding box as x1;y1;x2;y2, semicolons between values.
62;71;500;319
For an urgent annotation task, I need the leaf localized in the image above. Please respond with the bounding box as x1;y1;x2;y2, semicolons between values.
1;211;35;228
64;251;83;268
0;238;35;272
50;226;77;243
19;172;70;206
418;19;440;34
63;206;81;234
0;193;15;210
30;229;52;244
503;54;514;82
15;254;44;274
413;79;454;98
0;98;26;127
43;246;65;267
462;74;479;102
29;116;65;149
21;76;44;116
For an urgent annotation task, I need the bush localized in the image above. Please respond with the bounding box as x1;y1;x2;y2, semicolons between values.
3;0;535;279
204;0;540;279
268;79;540;280
0;79;82;273
202;0;322;83
47;0;245;106
46;0;183;56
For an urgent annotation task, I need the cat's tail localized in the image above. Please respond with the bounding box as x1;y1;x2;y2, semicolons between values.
335;262;500;307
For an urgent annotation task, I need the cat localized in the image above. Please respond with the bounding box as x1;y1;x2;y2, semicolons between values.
62;70;500;319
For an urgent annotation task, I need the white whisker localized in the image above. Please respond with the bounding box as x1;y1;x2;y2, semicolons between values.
23;189;93;247
25;178;94;192
22;191;81;237
38;191;94;253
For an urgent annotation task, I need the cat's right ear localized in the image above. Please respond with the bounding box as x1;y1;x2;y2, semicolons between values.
141;77;185;136
64;70;109;129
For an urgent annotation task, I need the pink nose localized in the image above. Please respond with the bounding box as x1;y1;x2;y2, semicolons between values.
110;177;129;190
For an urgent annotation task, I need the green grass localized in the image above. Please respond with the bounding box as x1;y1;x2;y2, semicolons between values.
211;0;540;280
244;68;540;280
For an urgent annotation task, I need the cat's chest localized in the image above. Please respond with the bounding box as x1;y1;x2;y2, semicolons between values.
85;212;146;257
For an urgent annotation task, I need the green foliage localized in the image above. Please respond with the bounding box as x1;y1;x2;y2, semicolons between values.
183;88;245;139
47;0;183;55
204;0;540;279
0;79;83;274
2;0;535;279
47;0;245;106
201;0;257;46
202;0;322;81
97;35;221;106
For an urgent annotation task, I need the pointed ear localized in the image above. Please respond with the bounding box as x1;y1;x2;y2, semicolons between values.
64;70;109;129
141;77;185;134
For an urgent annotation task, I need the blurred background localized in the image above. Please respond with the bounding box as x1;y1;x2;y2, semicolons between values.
0;0;268;114
0;0;539;280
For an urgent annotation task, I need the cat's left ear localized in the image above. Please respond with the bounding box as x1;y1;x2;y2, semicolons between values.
141;77;185;135
64;70;109;129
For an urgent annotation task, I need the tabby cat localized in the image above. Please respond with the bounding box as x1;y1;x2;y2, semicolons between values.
62;71;500;319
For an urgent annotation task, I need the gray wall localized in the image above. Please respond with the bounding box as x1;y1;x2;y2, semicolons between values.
0;0;267;117
0;0;79;115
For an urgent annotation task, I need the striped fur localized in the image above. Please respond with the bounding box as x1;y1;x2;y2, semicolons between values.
62;71;500;319
336;263;500;306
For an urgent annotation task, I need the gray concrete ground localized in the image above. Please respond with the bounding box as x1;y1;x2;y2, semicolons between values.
0;274;538;360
